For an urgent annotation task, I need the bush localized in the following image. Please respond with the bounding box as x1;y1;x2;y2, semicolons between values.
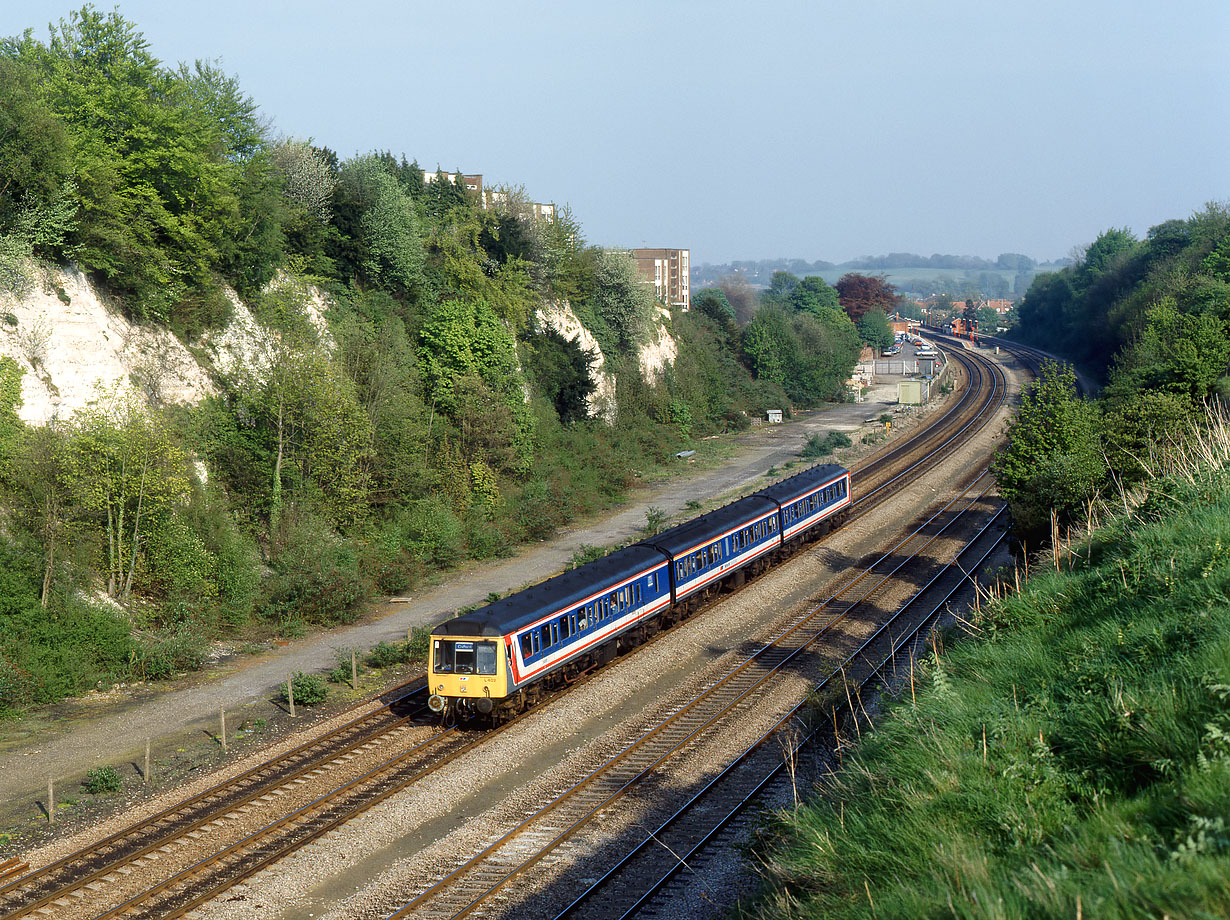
83;765;122;794
397;496;464;568
258;515;370;627
406;626;430;662
365;640;407;668
128;626;208;680
281;671;327;706
801;430;852;459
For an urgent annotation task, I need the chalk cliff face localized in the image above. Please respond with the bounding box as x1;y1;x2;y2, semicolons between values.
0;265;215;424
534;300;679;424
1;263;676;429
637;304;678;382
535;300;615;421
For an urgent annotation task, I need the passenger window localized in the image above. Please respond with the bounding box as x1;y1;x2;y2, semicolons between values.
520;634;533;659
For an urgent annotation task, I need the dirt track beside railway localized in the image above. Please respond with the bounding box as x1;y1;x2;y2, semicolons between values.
0;378;931;840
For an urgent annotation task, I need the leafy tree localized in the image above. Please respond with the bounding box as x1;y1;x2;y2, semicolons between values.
67;389;191;599
0;56;75;256
417;297;533;472
742;305;793;390
588;249;656;352
789;276;840;317
5;7;277;324
522;326;597;424
692;287;737;334
332;155;424;295
856;309;893;350
835;273;899;322
1104;299;1230;404
760;271;799;309
991;361;1106;533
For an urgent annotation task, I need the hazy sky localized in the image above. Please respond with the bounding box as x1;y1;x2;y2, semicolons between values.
6;1;1228;265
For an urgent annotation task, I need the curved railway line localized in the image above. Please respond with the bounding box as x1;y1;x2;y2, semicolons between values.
0;338;1024;920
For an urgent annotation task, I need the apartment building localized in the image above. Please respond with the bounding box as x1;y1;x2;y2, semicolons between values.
632;248;690;311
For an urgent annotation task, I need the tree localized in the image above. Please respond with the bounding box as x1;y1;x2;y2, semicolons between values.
1104;298;1230;404
522;327;597;424
589;250;655;351
333;155;424;295
991;361;1106;533
67;390;191;599
417;297;533;472
835;273;899;322
856;309;893;350
717;273;759;325
692;288;736;335
789;276;840;317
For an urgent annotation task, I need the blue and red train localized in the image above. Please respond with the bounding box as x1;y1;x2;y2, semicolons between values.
427;463;852;721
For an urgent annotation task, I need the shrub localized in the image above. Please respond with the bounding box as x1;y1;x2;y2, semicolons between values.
365;640;407;668
83;765;122;794
397;496;464;568
281;671;327;706
801;430;852;459
569;544;610;569
128;626;208;680
406;626;430;661
259;515;370;627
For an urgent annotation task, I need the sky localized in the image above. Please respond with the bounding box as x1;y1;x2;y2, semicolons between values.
5;0;1229;266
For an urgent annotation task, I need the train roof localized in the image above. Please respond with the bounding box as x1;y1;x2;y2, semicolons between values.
754;463;848;505
433;543;669;638
637;494;779;558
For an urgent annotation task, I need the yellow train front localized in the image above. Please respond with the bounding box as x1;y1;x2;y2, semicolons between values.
427;631;511;719
427;545;675;722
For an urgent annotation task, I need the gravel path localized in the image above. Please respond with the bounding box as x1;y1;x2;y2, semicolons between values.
1;385;910;817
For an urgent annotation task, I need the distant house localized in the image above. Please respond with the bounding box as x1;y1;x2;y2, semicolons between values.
766;409;783;424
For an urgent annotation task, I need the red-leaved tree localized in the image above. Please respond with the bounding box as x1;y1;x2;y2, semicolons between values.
835;273;899;322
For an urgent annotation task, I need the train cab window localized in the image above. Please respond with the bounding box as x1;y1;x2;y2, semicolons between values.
476;642;497;675
434;640;497;675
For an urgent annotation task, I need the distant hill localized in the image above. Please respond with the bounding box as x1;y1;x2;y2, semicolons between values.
693;253;1073;300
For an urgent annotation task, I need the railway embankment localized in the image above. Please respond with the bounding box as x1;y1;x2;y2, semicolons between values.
744;415;1230;919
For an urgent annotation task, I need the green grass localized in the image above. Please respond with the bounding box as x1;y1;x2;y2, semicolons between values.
747;444;1230;918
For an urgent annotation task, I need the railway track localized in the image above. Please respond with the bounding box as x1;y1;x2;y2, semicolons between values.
385;467;1007;919
0;340;1015;920
556;502;1011;920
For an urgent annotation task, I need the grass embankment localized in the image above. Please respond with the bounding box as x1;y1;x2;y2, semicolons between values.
749;435;1230;917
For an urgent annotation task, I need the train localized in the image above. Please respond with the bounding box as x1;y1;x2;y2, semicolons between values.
427;462;853;721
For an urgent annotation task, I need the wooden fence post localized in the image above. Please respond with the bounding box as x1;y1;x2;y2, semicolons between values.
287;674;296;717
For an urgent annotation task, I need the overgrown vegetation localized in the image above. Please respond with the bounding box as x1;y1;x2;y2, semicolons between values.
800;431;851;459
996;204;1230;539
0;7;869;712
748;412;1230;919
